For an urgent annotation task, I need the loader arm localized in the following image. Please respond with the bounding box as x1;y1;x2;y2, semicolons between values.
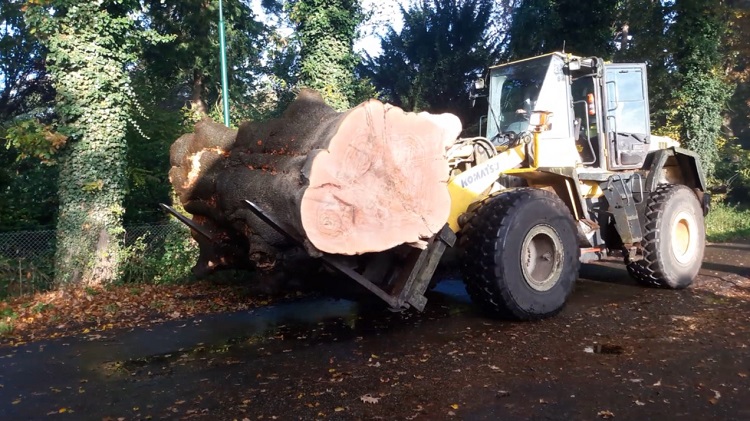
446;144;526;231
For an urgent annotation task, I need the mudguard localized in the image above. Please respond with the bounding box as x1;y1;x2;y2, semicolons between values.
641;147;710;215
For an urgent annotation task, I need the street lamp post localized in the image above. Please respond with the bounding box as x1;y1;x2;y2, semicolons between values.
219;0;230;127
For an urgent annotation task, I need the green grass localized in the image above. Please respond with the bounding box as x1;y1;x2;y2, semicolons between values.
0;307;17;336
31;302;53;314
0;307;17;318
0;320;13;336
706;201;750;242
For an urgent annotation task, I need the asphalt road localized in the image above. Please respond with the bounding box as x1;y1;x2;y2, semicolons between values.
1;242;749;420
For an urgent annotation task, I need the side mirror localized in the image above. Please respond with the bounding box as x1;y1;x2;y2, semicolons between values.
529;111;553;132
469;76;488;107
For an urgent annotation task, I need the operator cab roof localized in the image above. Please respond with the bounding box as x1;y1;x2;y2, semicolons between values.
489;52;596;70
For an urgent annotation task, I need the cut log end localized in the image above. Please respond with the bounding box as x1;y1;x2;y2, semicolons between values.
300;100;461;255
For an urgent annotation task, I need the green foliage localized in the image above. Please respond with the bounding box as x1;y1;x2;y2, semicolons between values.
120;224;198;285
706;201;750;242
0;2;59;232
673;72;731;178
0;0;53;120
714;138;750;203
667;0;730;179
724;5;750;154
0;320;14;336
0;307;17;318
289;0;364;110
507;0;618;60
0;147;59;231
671;0;725;75
123;104;183;224
140;0;271;122
149;225;199;284
3;119;67;163
361;0;498;123
0;253;54;300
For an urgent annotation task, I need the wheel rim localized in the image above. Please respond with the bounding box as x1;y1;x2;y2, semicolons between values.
671;210;697;264
520;224;564;292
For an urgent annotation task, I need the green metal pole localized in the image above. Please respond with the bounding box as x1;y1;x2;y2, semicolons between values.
219;0;230;127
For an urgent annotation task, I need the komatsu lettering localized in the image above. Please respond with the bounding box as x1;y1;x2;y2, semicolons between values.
460;162;500;188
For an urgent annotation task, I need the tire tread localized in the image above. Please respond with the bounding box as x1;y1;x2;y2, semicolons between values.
460;188;579;320
626;184;701;288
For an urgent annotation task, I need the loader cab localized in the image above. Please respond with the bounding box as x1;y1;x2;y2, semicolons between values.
484;53;652;171
486;54;581;167
566;56;652;170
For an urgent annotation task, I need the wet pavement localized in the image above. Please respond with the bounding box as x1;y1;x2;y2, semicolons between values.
1;242;750;420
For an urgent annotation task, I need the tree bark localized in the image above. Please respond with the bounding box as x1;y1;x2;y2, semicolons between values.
169;89;461;276
190;68;208;116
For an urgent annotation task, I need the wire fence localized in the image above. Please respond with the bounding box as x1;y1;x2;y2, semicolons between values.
0;223;191;299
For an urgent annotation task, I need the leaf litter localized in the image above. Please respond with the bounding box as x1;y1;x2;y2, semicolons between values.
0;281;305;346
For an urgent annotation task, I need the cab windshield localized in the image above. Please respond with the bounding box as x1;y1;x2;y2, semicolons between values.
486;56;552;141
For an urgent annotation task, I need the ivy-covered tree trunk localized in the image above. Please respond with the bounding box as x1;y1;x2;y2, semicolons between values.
670;0;730;178
26;2;158;285
54;132;127;285
290;0;363;111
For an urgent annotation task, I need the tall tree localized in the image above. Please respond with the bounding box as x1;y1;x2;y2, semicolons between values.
361;0;498;124
140;0;269;122
0;1;57;231
506;0;618;60
0;1;53;120
289;0;364;111
668;0;730;178
724;0;750;149
25;0;167;285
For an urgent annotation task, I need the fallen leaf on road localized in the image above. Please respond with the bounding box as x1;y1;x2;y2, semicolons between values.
709;389;721;405
360;394;380;404
334;407;345;412
634;400;645;406
598;410;615;418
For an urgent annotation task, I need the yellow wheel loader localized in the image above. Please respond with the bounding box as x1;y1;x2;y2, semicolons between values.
241;52;709;320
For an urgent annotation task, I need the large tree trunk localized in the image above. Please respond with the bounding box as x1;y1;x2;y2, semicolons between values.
190;68;208;116
169;89;461;276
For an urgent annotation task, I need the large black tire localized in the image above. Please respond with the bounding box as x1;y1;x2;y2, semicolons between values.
627;184;705;289
459;188;580;320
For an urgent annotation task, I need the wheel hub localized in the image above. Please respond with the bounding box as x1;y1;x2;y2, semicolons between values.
521;224;564;292
672;210;697;264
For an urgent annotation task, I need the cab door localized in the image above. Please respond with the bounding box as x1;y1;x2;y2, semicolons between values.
602;64;651;170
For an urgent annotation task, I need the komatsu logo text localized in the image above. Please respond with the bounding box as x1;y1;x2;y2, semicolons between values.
460;162;501;188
